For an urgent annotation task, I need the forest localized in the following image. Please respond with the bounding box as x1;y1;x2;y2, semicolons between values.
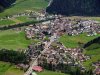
46;0;100;16
0;0;16;11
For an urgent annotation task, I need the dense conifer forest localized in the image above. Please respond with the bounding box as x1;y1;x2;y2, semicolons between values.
46;0;100;16
0;0;16;11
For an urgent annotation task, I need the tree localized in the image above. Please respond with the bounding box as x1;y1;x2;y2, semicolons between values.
0;49;28;64
46;0;100;16
0;0;16;11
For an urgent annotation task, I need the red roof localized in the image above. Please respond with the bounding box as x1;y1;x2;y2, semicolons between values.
32;66;43;72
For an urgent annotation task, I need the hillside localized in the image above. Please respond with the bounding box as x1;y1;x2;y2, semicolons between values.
83;38;100;69
46;0;100;16
0;0;48;17
0;0;16;11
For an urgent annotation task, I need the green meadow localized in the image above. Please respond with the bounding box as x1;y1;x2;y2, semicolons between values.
59;34;100;48
38;70;70;75
0;61;24;75
0;20;16;26
83;43;100;70
0;0;48;17
0;30;40;50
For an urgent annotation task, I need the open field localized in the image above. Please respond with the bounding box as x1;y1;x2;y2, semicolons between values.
37;70;69;75
15;16;33;22
83;43;100;69
0;61;24;75
0;62;69;75
59;34;100;70
0;0;48;17
0;61;69;75
0;30;39;50
0;0;48;26
59;34;100;48
0;16;36;26
67;16;100;22
0;20;16;26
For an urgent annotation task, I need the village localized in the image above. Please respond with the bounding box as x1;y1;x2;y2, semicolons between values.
1;0;100;75
23;15;100;75
0;10;99;75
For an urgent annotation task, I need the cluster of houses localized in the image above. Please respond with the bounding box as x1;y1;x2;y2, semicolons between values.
65;47;90;62
50;17;100;36
24;15;100;74
93;62;100;75
24;15;99;64
25;15;100;41
38;42;74;70
37;41;89;71
0;10;45;21
25;42;44;59
25;24;50;40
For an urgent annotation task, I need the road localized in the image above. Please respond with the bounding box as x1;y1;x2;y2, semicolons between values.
24;35;55;75
24;32;85;75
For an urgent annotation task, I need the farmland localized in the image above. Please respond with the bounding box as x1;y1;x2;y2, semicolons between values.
0;30;40;50
59;34;100;48
0;0;48;17
0;61;24;75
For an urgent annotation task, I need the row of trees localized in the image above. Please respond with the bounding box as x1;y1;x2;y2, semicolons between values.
0;49;28;64
39;62;93;75
83;36;100;48
0;17;54;30
46;0;100;16
0;20;38;30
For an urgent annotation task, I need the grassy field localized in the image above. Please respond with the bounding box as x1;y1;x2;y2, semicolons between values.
83;43;100;69
59;34;100;48
59;33;100;70
16;16;32;22
0;0;48;26
0;30;39;50
0;61;24;75
0;20;16;26
38;70;69;75
67;16;100;22
0;16;36;26
0;61;70;75
0;0;48;17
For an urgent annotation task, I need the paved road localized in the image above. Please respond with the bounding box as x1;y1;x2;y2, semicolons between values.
24;32;85;75
24;35;55;75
